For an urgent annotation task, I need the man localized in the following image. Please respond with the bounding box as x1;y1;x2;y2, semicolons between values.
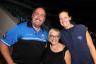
0;7;48;64
59;10;96;64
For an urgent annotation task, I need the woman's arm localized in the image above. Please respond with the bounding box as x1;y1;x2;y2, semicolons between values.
86;31;96;64
64;50;71;64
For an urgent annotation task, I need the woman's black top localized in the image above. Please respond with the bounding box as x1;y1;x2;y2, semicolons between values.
42;45;68;64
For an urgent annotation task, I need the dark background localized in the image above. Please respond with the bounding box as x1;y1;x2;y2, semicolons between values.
0;0;96;32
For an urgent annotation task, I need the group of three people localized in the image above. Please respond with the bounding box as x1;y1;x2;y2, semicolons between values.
0;7;96;64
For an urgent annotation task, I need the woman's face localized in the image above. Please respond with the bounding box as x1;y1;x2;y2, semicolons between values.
59;12;71;28
48;30;60;45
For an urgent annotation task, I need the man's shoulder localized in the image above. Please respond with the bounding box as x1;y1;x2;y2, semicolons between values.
42;26;48;31
17;22;27;27
8;22;28;31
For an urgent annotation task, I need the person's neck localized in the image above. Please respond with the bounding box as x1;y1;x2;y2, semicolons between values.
50;43;64;53
32;25;41;32
50;42;60;48
65;23;74;29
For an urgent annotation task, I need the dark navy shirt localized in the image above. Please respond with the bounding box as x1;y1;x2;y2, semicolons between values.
1;22;48;64
60;24;93;64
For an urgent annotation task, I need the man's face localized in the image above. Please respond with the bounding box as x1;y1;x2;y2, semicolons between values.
32;8;46;27
59;12;71;27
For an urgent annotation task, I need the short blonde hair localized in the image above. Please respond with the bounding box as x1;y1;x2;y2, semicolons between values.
48;28;60;39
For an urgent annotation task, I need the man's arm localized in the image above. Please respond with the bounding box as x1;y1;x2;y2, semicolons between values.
0;42;15;64
86;31;96;64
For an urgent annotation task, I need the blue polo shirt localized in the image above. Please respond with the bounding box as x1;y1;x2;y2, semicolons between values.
0;22;48;64
1;22;48;46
